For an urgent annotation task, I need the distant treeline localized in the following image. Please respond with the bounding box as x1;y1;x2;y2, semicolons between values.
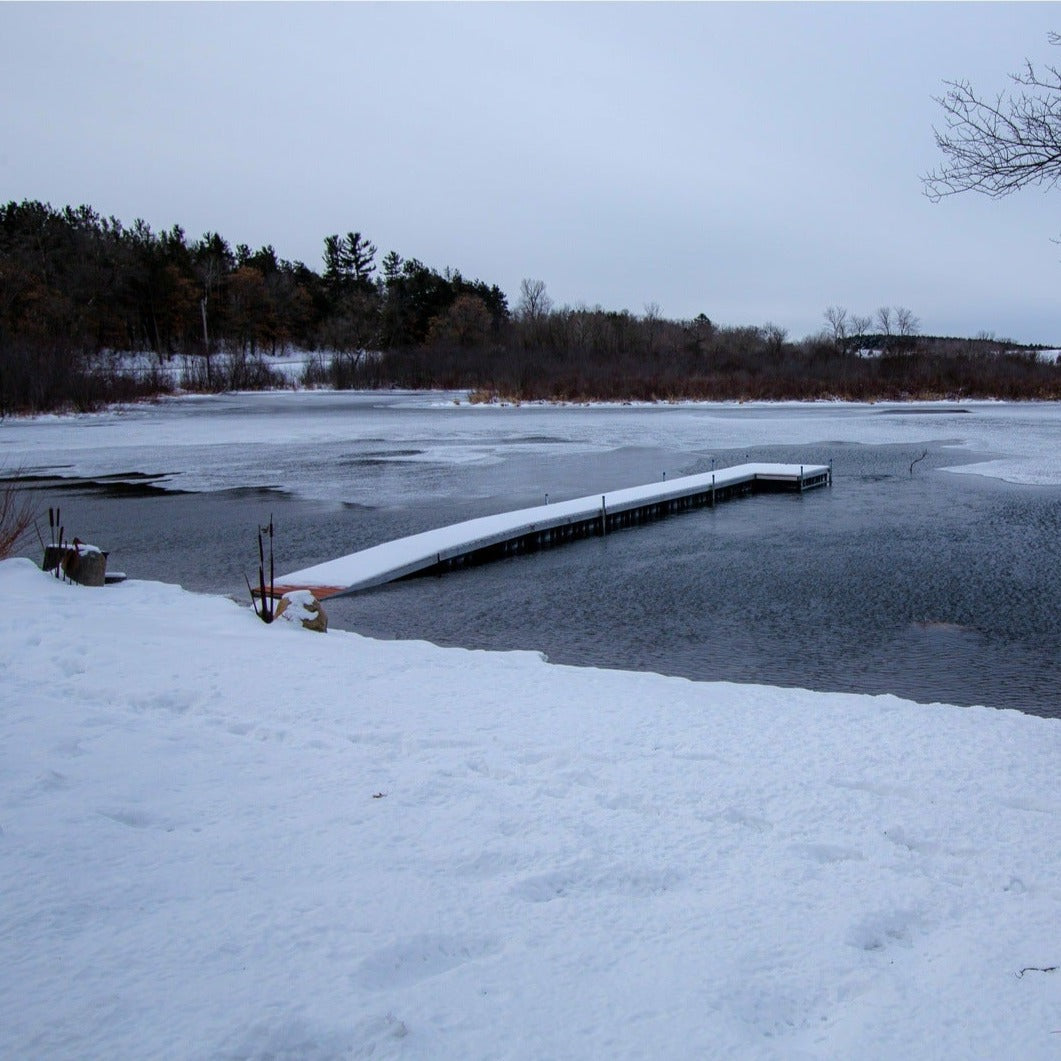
1;198;1059;412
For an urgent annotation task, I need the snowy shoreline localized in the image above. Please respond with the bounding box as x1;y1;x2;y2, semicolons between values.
2;557;1060;1058
0;388;1037;420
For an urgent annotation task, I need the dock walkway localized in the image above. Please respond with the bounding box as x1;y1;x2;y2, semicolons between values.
274;462;830;599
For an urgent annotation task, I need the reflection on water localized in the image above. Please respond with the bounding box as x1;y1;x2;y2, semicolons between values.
22;432;1061;719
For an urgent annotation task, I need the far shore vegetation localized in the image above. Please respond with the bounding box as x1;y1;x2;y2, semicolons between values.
1;199;1059;415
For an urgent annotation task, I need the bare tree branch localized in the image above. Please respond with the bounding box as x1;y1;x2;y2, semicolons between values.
0;469;37;560
924;35;1061;201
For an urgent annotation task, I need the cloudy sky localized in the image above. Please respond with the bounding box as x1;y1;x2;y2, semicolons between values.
4;2;1061;343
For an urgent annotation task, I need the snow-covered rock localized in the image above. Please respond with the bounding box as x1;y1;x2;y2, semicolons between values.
275;589;328;632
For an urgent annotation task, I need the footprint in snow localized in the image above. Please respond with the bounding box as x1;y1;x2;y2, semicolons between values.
351;934;499;991
846;908;922;952
216;1013;407;1060
721;806;774;834
97;807;174;831
791;842;864;864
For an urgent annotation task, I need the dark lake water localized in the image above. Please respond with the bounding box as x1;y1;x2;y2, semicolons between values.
22;435;1061;719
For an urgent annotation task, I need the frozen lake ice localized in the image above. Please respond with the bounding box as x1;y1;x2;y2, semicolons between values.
4;393;1060;715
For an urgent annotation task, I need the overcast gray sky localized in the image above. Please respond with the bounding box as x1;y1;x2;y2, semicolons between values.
4;2;1061;343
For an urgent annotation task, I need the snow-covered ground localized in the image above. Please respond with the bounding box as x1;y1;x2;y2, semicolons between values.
2;557;1060;1059
106;349;319;390
3;395;1060;1056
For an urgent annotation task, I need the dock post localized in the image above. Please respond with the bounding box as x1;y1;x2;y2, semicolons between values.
600;495;607;535
711;473;715;507
799;465;804;493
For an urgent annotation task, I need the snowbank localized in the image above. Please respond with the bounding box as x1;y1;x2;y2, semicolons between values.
1;558;1059;1058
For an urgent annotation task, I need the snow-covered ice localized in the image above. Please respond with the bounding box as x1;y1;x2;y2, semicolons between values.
2;557;1060;1058
2;394;1060;498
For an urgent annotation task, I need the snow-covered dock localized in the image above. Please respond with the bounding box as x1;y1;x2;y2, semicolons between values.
275;462;831;599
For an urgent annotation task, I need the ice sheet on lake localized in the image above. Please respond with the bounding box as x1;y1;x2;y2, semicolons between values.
1;393;1059;497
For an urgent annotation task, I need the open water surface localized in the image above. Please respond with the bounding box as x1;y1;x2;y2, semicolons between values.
15;398;1061;718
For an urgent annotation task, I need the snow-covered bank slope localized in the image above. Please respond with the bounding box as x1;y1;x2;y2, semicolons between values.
2;558;1059;1059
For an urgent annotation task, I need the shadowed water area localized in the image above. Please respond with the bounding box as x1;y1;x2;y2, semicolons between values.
14;401;1060;718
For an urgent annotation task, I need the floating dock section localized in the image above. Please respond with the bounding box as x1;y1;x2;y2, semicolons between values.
274;462;831;599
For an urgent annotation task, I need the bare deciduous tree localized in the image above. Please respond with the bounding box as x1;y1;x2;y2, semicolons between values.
895;306;921;338
427;294;492;348
762;322;788;357
924;33;1061;202
851;314;873;352
824;306;849;350
517;278;552;320
642;302;663;355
